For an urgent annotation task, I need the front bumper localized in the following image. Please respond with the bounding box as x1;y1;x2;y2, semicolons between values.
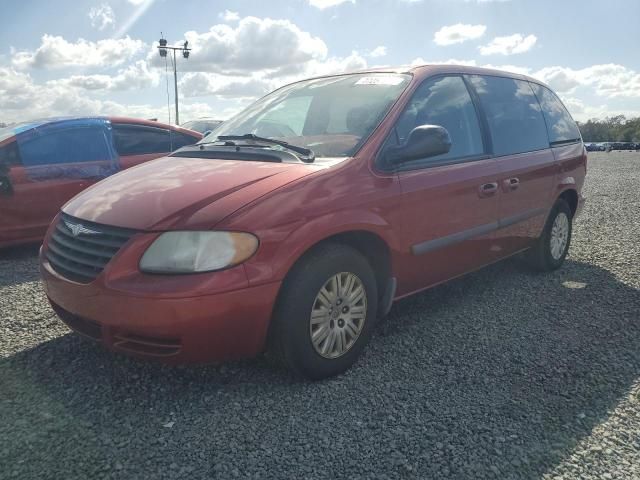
41;255;281;363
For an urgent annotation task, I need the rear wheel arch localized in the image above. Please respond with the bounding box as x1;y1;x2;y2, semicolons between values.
558;188;578;217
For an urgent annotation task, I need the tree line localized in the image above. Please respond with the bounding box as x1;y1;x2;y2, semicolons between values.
577;115;640;142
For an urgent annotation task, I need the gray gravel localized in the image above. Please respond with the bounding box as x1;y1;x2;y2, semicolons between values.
1;151;639;480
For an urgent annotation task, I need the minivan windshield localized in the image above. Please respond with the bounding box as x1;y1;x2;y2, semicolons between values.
200;73;411;158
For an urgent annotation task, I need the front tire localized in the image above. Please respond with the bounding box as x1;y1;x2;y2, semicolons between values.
269;243;378;380
525;198;573;271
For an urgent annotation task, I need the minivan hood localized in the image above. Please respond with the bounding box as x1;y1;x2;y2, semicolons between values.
63;156;319;230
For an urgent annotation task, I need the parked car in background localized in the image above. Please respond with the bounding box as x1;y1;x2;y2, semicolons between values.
585;143;601;151
40;65;586;379
0;117;202;248
181;118;223;135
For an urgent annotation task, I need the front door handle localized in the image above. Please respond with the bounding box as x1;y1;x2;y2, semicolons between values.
478;182;498;198
502;177;520;192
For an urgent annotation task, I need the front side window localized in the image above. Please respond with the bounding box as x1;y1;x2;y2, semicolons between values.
113;125;171;156
18;127;112;166
468;75;549;156
530;83;581;145
202;73;411;158
391;75;484;163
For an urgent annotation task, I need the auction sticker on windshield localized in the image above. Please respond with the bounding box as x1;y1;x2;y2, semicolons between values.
355;75;406;86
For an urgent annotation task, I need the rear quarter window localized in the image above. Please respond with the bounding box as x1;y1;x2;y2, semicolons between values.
170;132;199;150
113;125;171;155
530;83;581;145
468;75;549;156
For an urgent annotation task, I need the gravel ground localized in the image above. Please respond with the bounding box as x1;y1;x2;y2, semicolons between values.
1;151;639;480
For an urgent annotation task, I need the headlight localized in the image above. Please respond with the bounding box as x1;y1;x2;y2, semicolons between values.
140;231;259;274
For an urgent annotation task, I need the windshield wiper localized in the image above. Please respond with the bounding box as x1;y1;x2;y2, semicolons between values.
217;134;315;163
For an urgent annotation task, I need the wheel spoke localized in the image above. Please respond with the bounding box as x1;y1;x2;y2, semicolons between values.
344;320;359;339
312;324;330;345
348;285;365;305
341;274;354;298
322;330;336;355
335;328;345;353
317;286;334;308
310;309;329;325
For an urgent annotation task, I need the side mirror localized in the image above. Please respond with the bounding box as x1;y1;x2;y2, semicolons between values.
385;125;452;164
202;130;212;137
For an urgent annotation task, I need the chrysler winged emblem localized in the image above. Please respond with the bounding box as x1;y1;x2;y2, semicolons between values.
64;219;99;237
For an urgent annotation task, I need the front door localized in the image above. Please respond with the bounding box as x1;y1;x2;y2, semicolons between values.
385;75;501;295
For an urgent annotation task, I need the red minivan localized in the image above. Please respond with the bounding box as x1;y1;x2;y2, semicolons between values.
40;66;586;379
0;117;202;248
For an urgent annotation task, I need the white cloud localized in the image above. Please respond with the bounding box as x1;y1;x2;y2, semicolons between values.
12;35;145;69
533;64;640;98
434;24;487;46
0;66;219;124
305;51;367;77
368;46;387;58
479;33;537;55
219;10;240;21
88;4;115;31
308;0;355;9
179;73;272;98
51;61;159;92
127;0;147;5
148;17;327;77
410;58;478;67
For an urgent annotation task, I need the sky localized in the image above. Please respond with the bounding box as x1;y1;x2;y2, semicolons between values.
1;0;639;125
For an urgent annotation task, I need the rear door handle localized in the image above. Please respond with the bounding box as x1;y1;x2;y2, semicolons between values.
502;177;520;192
478;182;498;198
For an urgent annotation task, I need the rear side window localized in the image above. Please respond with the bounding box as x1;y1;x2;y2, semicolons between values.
468;75;548;156
530;83;581;145
113;125;171;155
393;76;484;162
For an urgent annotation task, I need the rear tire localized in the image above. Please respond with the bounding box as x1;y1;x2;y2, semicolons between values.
269;243;378;380
525;198;573;272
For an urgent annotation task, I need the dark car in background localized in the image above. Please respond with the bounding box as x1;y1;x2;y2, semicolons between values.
585;143;601;151
181;118;223;135
0;117;202;248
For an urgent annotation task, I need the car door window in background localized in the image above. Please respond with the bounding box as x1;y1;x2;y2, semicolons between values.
393;76;484;162
113;125;171;156
16;125;118;180
530;83;582;145
468;75;549;156
171;132;199;150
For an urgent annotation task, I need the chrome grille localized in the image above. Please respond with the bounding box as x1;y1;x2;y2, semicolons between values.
46;213;136;283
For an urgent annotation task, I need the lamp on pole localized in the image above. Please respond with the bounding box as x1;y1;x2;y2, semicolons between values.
157;35;191;125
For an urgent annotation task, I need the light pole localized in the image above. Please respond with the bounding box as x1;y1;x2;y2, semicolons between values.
158;35;191;125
